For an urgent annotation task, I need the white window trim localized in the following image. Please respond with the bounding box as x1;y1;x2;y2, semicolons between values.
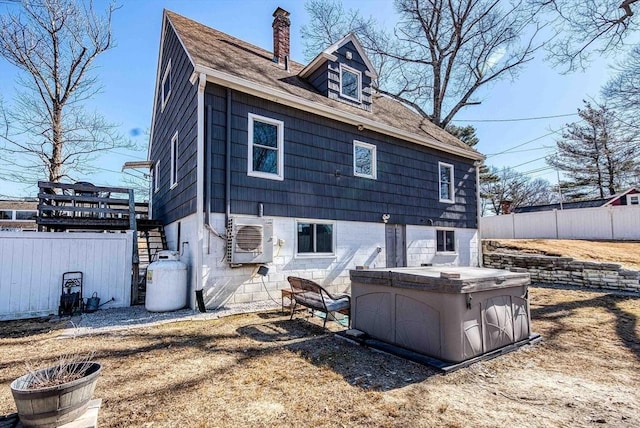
154;161;160;193
339;63;362;103
294;219;337;258
1;210;37;222
436;228;457;254
438;161;455;203
247;113;284;181
353;140;377;179
161;59;172;111
629;195;639;205
170;131;178;189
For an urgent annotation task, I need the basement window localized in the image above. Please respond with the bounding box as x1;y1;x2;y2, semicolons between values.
296;220;335;256
436;229;455;253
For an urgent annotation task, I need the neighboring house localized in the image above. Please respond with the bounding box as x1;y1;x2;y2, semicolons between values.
148;8;484;309
512;187;640;214
0;199;38;231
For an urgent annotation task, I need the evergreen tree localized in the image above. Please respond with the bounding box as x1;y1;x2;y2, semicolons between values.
445;124;480;148
547;101;640;199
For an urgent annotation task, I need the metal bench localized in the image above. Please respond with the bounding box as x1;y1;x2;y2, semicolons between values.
286;276;350;328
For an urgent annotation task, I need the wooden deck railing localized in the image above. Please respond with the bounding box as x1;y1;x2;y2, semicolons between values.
37;181;148;231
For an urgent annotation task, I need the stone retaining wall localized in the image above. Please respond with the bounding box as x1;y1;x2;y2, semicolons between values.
482;242;640;293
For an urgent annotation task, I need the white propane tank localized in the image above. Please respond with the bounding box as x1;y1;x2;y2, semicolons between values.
145;250;188;312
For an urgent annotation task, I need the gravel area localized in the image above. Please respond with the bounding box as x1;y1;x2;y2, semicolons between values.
59;300;282;337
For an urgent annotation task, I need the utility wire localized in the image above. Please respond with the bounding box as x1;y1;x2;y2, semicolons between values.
485;130;561;158
485;145;555;156
452;112;579;123
510;154;553;169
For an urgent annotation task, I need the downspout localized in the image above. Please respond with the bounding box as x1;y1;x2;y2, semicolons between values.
226;88;232;223
204;88;231;241
195;72;206;306
203;87;226;242
475;161;483;268
204;104;211;228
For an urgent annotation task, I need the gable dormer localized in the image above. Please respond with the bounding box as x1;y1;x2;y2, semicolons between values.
299;33;377;112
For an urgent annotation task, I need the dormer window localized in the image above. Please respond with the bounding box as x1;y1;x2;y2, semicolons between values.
340;64;361;102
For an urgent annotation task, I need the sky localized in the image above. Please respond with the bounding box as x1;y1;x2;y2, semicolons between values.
0;0;626;199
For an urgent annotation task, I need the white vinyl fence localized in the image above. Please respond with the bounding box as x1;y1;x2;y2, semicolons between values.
0;231;133;320
480;205;640;240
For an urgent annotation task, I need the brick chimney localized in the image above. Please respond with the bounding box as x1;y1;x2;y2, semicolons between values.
500;200;513;214
272;7;290;65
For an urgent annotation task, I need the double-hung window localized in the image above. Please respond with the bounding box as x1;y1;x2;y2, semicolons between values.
438;162;454;203
436;230;455;253
170;132;178;188
353;140;377;179
629;195;639;205
340;64;361;102
154;161;160;193
248;113;284;180
161;59;172;110
296;221;335;256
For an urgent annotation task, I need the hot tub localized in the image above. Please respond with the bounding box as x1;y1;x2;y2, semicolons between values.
349;267;532;363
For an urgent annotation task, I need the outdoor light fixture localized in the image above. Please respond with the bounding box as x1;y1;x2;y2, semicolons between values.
382;214;390;223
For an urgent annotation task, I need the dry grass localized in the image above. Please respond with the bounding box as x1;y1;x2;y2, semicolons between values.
1;287;639;427
489;239;640;270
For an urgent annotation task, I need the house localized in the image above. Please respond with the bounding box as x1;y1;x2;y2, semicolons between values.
148;8;484;309
0;199;38;231
512;187;640;214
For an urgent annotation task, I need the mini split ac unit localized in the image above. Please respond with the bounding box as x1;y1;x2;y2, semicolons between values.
227;216;274;265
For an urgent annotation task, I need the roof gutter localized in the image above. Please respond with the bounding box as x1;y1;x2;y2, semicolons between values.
194;65;484;161
298;52;338;79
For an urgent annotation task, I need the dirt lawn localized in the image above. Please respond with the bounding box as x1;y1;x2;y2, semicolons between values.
489;239;640;271
1;286;639;427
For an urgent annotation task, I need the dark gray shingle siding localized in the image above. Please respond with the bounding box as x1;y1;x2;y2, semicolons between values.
308;62;329;96
150;22;198;224
205;84;477;229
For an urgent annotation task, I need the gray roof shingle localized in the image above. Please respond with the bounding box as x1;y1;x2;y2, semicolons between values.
165;10;482;160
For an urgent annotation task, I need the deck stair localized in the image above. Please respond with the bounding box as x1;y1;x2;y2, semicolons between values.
36;181;167;306
134;220;168;305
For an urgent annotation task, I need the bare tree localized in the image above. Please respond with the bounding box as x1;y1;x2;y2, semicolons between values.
0;0;129;187
603;44;640;120
547;101;640;199
528;0;639;71
481;166;557;214
303;0;543;128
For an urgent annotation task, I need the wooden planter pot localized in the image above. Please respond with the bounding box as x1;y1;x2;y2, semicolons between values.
10;362;101;428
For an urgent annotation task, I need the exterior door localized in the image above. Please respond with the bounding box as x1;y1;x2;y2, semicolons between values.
385;224;406;268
